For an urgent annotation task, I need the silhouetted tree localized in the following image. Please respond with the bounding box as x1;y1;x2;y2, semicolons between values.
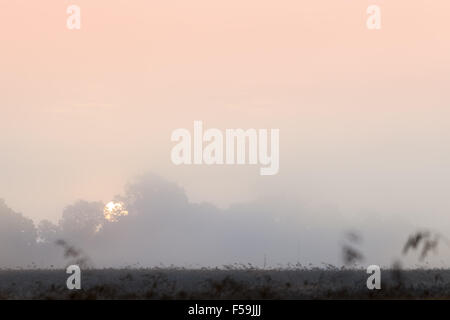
59;200;104;245
0;199;37;267
37;219;60;244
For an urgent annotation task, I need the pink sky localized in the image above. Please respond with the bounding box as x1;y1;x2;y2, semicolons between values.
0;1;450;227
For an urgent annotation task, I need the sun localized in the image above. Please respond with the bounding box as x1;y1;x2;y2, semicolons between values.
104;201;129;222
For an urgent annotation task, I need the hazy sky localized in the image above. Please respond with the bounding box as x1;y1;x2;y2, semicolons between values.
1;0;450;255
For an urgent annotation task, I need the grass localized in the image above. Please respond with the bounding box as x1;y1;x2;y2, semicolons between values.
2;267;450;299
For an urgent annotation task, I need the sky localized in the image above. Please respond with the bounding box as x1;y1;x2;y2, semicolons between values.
1;1;450;266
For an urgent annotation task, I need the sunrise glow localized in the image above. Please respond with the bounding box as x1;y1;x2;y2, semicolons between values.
103;201;128;222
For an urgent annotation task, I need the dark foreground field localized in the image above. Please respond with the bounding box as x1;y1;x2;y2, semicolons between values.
1;268;450;299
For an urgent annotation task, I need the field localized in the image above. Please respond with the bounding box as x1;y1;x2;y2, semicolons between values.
1;268;450;299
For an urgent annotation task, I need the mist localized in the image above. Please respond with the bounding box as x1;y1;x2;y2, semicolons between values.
1;1;450;269
0;173;448;269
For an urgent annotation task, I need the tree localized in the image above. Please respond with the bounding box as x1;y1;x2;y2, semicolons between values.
0;199;37;267
37;219;60;244
58;200;104;245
